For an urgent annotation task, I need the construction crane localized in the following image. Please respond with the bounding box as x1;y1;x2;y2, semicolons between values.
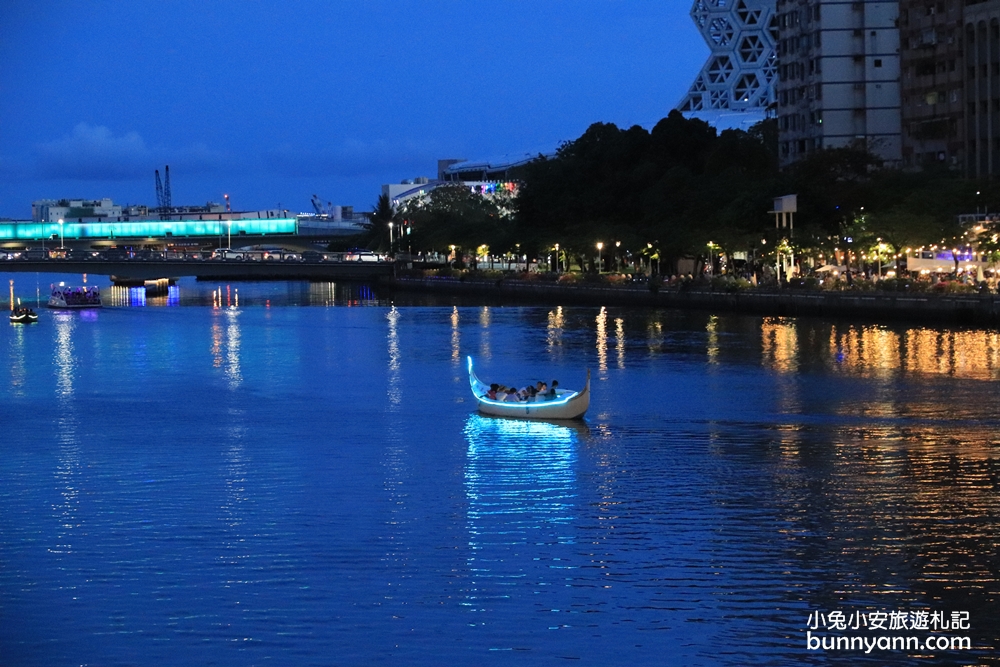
155;169;164;209
311;194;335;216
163;165;172;210
154;165;173;211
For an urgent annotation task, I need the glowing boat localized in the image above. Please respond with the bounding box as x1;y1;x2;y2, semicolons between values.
467;356;590;420
9;307;39;324
48;284;102;309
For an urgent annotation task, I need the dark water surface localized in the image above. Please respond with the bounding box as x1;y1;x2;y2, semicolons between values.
2;275;999;666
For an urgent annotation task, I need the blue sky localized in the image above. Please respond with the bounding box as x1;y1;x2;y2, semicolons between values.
0;1;708;218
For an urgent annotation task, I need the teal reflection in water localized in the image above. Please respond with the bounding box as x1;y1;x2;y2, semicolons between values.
462;415;583;609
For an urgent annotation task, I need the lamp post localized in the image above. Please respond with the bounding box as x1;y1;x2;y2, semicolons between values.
227;220;232;249
615;241;621;272
554;243;560;273
388;222;394;254
58;219;64;249
596;242;604;273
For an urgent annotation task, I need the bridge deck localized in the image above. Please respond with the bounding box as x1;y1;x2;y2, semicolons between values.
0;258;393;281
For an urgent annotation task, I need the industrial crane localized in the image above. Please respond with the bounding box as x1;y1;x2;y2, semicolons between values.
311;194;334;216
154;165;172;211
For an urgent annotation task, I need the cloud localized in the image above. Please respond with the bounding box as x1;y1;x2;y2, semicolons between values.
35;123;151;180
33;123;229;181
262;138;440;179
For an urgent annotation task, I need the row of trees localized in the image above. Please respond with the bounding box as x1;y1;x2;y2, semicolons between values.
354;111;997;274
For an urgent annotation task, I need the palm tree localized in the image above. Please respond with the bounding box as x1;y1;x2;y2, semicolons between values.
358;193;395;252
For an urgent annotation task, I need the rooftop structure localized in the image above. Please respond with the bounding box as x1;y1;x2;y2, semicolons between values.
677;0;778;115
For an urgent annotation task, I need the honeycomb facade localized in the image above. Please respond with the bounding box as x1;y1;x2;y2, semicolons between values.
677;0;779;113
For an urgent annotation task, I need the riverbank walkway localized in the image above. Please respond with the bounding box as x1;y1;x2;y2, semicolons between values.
389;276;1000;326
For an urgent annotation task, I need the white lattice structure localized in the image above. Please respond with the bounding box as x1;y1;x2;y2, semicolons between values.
676;0;778;113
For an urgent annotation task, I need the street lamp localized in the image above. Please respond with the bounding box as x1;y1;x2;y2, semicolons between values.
226;220;232;249
58;219;64;249
554;243;560;273
615;241;621;272
596;242;604;273
388;221;394;253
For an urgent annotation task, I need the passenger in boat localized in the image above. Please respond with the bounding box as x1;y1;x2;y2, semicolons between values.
536;381;547;396
545;380;559;398
486;383;499;400
503;386;521;402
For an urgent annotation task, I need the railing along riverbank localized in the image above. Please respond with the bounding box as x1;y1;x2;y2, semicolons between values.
387;276;1000;326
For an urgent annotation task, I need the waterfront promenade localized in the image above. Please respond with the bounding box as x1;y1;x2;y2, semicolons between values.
389;276;1000;326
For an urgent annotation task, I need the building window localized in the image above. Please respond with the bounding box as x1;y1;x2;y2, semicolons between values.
874;59;883;68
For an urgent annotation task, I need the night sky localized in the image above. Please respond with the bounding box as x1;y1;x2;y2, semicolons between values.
0;1;708;219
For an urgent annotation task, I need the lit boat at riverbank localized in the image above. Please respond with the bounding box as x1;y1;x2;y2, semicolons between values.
467;356;589;420
48;284;102;309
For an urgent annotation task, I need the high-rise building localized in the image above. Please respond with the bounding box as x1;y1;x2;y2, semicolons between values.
963;0;1000;177
899;0;965;171
677;0;778;114
774;0;902;167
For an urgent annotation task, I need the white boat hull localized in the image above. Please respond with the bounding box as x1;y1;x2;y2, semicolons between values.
47;285;102;309
468;357;590;421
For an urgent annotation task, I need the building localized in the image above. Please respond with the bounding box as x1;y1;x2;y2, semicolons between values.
382;157;530;207
964;0;1000;177
677;0;778;115
899;0;965;171
774;0;901;167
33;198;122;222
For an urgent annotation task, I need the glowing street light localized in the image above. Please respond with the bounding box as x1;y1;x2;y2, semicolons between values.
58;218;64;248
388;221;394;252
596;242;604;272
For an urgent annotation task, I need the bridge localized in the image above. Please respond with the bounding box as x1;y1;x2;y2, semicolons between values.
0;257;394;282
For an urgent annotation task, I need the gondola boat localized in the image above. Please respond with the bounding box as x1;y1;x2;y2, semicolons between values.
467;356;590;420
9;308;39;324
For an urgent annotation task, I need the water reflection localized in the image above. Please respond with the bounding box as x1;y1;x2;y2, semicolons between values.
210;308;242;388
706;314;719;366
478;306;491;360
462;414;582;610
8;321;26;396
615;316;625;369
450;306;461;365
546;306;564;353
52;312;76;397
595;306;608;373
761;317;799;373
759;320;1000;382
387;306;401;407
51;312;81;558
647;317;664;353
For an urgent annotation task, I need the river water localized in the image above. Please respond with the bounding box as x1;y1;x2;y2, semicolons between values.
1;275;998;666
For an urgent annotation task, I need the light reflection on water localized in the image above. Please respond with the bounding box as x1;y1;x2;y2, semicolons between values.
2;296;1000;665
462;415;581;610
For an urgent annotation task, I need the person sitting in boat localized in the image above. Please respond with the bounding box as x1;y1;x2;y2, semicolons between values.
544;380;559;398
503;386;521;403
486;383;499;400
520;384;537;401
536;381;548;397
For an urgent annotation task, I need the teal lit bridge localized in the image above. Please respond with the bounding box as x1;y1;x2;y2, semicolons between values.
0;217;299;246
